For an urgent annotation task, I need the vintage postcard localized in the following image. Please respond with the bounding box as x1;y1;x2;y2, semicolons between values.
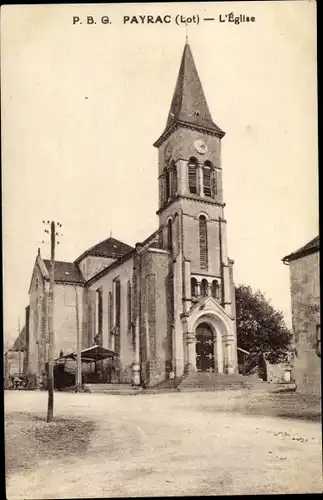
2;1;320;498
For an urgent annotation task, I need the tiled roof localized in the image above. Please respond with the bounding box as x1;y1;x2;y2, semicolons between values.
76;237;133;262
155;43;224;145
44;260;85;284
282;236;320;262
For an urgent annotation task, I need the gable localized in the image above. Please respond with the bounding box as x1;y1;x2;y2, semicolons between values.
28;260;46;294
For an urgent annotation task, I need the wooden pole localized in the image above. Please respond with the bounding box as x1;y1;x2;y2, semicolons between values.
47;221;55;422
18;317;22;376
75;286;82;392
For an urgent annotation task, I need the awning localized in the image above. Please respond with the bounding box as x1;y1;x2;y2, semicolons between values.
56;345;115;364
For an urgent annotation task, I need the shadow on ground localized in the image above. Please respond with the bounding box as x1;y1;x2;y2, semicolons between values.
195;392;321;422
5;412;96;476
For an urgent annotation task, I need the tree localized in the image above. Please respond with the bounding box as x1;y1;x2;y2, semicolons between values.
235;285;293;373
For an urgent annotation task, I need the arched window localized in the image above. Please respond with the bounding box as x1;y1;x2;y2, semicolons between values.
213;170;218;197
165;168;170;200
108;291;113;331
203;161;213;197
167;219;173;252
114;280;121;353
199;215;208;270
171;162;177;196
191;277;198;298
96;288;103;343
201;279;209;297
188;157;198;194
127;281;132;332
211;280;220;299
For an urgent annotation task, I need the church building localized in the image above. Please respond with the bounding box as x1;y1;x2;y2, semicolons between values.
26;43;238;387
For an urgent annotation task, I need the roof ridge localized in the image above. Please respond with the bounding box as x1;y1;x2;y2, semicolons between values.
75;236;133;263
282;235;319;262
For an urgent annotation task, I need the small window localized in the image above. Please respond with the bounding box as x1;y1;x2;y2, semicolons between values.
201;279;209;297
211;280;220;299
191;277;198;298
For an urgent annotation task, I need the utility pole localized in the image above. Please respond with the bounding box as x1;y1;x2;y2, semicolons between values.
75;286;82;392
42;220;62;422
18;317;22;376
47;221;55;422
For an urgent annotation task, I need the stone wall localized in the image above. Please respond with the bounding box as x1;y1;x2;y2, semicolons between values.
52;284;85;359
139;249;171;386
289;251;320;395
88;256;134;383
78;255;116;281
4;351;24;377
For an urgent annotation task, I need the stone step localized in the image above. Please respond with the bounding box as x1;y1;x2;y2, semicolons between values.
177;372;269;392
83;384;142;394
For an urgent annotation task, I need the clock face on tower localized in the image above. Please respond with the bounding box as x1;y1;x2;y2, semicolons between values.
194;139;209;155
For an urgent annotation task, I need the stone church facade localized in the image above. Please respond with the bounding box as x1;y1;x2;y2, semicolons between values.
26;43;238;387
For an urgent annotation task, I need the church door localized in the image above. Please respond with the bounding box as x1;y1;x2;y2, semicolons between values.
196;323;215;372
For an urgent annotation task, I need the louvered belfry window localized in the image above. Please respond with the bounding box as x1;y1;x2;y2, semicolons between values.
171;163;177;196
213;170;218;197
199;215;208;270
203;166;212;197
165;168;170;200
188;158;198;194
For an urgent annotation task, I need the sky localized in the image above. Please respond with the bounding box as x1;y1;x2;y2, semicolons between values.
1;2;318;346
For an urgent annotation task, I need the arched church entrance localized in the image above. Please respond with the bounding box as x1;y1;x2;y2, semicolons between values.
196;323;215;372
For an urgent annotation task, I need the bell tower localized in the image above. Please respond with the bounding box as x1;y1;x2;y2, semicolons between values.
154;43;230;295
153;42;237;378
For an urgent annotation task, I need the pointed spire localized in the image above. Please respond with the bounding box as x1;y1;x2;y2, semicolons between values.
155;43;224;146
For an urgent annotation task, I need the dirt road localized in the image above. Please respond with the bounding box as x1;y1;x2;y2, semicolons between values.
5;390;322;498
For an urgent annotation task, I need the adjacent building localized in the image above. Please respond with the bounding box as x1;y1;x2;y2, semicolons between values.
283;236;320;395
23;42;238;387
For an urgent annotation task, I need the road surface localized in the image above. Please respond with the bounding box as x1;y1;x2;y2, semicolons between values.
5;390;322;498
